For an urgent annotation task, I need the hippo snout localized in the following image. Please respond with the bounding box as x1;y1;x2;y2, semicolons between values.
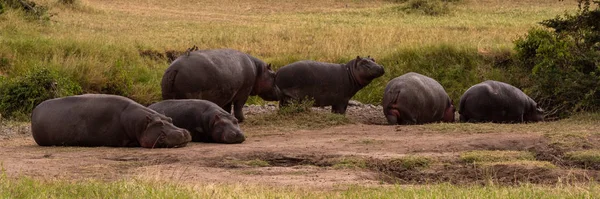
224;132;245;144
377;67;385;76
181;129;192;143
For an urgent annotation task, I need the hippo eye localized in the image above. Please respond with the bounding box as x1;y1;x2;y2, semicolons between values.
158;132;167;141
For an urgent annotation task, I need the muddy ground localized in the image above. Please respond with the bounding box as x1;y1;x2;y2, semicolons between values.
1;103;598;189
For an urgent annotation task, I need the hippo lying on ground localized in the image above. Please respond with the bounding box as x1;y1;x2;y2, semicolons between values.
459;80;544;123
383;72;455;125
275;56;385;114
148;99;245;144
161;48;278;123
31;94;192;148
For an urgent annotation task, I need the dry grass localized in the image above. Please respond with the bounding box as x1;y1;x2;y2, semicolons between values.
0;0;578;105
6;0;577;61
461;150;536;163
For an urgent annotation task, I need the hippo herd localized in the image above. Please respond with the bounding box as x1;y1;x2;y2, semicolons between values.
30;48;544;149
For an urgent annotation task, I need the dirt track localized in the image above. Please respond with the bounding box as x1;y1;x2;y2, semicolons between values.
0;105;598;189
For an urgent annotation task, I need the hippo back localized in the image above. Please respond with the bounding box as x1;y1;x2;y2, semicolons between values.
31;94;191;147
459;80;542;123
148;99;245;144
161;49;257;105
383;72;452;124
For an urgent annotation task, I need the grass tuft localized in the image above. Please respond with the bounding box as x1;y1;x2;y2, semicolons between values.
245;107;352;130
461;150;536;163
565;150;600;168
476;160;557;169
332;157;368;169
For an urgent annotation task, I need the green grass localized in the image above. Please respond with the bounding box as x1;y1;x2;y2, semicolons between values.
244;109;353;130
461;150;536;163
476;160;557;169
2;175;599;198
332;157;368;169
565;150;600;167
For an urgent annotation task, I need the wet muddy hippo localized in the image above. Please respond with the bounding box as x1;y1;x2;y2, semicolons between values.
31;94;192;148
148;99;245;144
275;56;385;114
161;48;278;122
459;80;544;123
383;72;455;125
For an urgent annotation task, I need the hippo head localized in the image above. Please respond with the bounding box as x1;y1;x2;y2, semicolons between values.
442;100;456;122
209;113;245;144
351;56;385;87
253;63;280;101
139;114;192;148
525;105;545;122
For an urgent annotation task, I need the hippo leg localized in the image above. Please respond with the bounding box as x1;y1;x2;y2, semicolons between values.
331;103;348;114
233;100;246;122
223;102;233;114
459;114;469;122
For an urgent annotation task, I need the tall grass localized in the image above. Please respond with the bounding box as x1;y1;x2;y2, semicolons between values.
1;175;598;198
0;0;577;108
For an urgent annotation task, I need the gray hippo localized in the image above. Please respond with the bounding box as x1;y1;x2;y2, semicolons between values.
31;94;192;148
459;80;544;123
382;72;455;125
275;56;385;114
161;48;278;122
148;99;245;144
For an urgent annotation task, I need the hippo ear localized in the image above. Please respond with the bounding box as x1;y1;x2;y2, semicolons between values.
267;63;272;70
356;56;361;60
211;114;221;125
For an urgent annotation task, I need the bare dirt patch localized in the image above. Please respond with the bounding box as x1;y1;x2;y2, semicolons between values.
1;107;599;189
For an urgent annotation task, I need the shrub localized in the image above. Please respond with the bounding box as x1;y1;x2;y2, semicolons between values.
513;0;600;118
57;0;76;5
0;67;81;120
398;0;452;16
0;0;51;21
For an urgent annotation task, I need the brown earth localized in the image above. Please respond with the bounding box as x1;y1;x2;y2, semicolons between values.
0;105;598;189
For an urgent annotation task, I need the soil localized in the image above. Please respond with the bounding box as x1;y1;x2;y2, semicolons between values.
0;104;598;189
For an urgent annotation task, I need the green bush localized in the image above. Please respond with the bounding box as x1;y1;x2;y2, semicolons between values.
513;0;600;118
399;0;452;16
0;67;81;120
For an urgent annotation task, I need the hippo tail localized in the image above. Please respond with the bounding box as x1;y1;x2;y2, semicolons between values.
161;69;178;99
383;90;401;125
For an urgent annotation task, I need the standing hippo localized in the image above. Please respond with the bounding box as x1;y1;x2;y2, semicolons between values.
459;80;544;123
148;99;245;144
275;56;385;114
161;48;278;122
382;72;455;125
31;94;192;148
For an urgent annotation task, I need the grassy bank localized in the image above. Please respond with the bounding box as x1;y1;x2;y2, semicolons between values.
0;0;578;117
1;175;598;198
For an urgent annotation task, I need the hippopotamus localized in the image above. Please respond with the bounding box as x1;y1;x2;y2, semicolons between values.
459;80;544;123
161;48;278;122
148;99;245;144
382;72;455;125
31;94;192;148
275;56;385;114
